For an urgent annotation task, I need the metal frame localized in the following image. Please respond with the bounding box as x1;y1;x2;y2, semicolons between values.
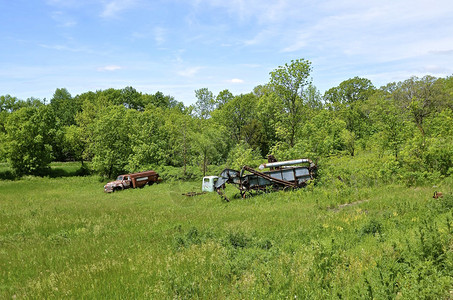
214;158;316;201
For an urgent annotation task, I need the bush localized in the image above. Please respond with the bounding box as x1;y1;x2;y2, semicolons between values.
316;152;400;188
156;165;203;181
226;142;262;170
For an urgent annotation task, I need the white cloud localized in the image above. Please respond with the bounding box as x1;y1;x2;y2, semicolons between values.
100;0;137;18
39;44;83;52
429;49;453;56
177;66;202;77
97;65;122;71
281;32;310;53
278;1;453;63
45;0;84;8
130;26;167;45
185;0;453;64
192;0;294;24
38;43;106;56
243;29;276;46
51;11;77;27
417;65;452;75
228;78;244;83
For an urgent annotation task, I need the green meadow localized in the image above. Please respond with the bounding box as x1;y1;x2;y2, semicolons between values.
1;165;452;299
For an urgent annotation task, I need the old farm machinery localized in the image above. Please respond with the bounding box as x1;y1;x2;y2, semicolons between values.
212;157;317;201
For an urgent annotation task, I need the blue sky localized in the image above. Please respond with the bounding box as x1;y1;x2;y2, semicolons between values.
1;0;453;105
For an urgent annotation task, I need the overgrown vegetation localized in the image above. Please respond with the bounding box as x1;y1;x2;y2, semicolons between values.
1;59;452;182
1;59;452;297
0;169;451;298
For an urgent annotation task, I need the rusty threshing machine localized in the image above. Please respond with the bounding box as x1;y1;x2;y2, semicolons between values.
212;157;317;201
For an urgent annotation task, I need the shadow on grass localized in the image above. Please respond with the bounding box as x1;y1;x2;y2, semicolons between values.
48;165;92;178
0;170;15;180
0;163;91;180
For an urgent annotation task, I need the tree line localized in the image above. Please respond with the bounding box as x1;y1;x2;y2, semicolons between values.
1;59;452;182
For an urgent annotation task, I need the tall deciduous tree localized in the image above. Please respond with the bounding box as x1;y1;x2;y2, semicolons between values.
216;89;234;108
194;88;215;119
163;108;195;175
394;76;446;137
302;83;323;111
193;122;225;176
120;86;142;110
91;106;133;178
5;106;57;175
324;77;375;155
126;107;168;172
142;91;182;110
0;111;7;161
269;58;312;147
50;88;80;126
1;95;22;112
64;125;87;167
369;90;409;160
255;85;282;155
212;93;259;145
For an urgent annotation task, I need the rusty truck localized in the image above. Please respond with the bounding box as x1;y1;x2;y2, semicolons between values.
104;170;161;193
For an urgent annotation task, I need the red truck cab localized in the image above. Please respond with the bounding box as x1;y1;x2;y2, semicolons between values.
104;170;161;193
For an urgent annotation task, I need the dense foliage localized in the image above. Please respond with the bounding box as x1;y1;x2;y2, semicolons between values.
1;59;452;184
1;58;452;298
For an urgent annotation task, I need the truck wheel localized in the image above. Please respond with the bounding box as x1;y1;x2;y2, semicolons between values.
148;181;154;186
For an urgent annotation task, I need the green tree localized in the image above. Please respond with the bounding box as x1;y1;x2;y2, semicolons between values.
162;108;196;175
193;122;225;176
269;58;312;147
97;88;122;106
212;93;259;145
302;83;323;111
369;90;409;160
254;85;282;155
141;91;182;110
194;88;215;119
50;88;80;126
126;107;169;172
226;141;262;170
120;86;143;110
91;106;133;178
64;125;87;167
1;95;22;112
424;108;453;175
0;111;8;161
216;89;234;108
394;76;446;137
324;77;375;155
300;110;346;158
4;106;57;176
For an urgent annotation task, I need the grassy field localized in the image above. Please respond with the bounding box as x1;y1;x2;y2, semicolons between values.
0;166;452;298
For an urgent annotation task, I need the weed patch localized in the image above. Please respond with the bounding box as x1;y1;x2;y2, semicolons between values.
0;175;451;298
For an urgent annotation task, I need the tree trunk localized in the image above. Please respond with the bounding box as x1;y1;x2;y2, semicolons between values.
183;126;186;177
416;122;425;136
203;150;207;177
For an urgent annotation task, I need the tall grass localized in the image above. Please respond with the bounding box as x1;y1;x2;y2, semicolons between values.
1;170;452;298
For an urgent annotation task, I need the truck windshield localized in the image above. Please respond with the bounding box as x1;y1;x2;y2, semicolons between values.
117;176;123;180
